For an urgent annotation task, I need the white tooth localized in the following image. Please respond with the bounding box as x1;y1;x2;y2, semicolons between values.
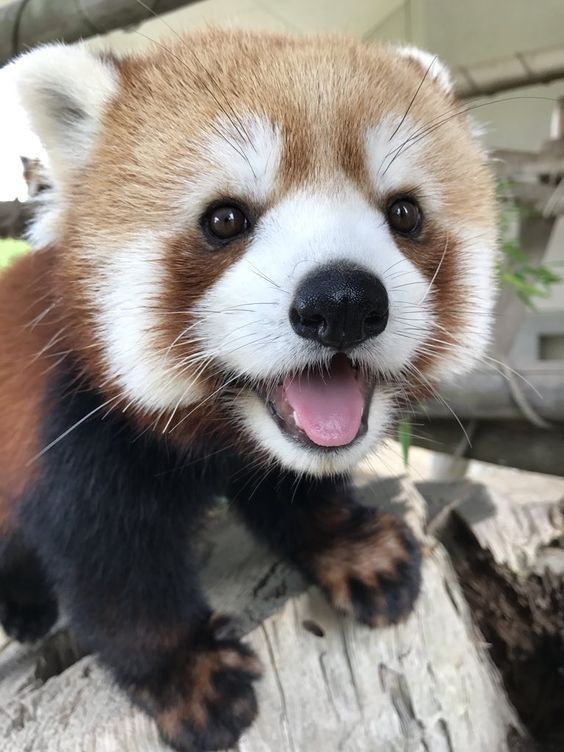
292;410;303;429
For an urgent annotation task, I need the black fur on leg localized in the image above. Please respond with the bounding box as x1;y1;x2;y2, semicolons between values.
16;359;259;750
230;471;422;627
131;613;262;752
0;529;58;642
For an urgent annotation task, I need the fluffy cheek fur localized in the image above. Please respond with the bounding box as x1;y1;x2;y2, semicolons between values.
83;205;495;474
363;117;498;382
76;170;495;473
85;233;207;413
425;226;498;380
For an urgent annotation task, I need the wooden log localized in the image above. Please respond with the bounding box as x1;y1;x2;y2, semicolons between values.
418;479;564;750
0;476;526;751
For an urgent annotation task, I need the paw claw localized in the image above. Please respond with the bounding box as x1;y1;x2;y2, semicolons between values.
207;613;245;642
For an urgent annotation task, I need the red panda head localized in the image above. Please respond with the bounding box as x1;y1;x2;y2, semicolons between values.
12;30;497;476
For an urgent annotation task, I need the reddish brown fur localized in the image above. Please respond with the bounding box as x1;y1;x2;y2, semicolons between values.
1;33;479;749
50;30;495;417
0;30;496;518
297;505;416;626
399;228;468;376
127;613;263;747
0;249;62;530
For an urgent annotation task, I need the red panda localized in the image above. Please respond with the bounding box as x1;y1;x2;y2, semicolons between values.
0;30;497;751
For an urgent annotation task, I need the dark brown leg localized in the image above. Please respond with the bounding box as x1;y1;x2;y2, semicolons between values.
231;473;421;627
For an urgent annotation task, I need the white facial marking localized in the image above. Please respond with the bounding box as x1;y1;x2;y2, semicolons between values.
95;234;204;412
364;116;442;210
176;114;282;223
427;225;498;380
196;184;435;473
207;114;282;203
197;186;433;378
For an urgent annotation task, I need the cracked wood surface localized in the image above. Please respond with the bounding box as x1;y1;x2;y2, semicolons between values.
0;477;526;751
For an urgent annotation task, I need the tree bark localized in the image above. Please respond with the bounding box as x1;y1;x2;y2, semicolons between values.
0;476;533;752
419;478;564;751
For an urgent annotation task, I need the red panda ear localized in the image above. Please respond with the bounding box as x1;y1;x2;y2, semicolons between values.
395;45;454;97
11;43;119;186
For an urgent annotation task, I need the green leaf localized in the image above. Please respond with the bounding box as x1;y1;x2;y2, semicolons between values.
397;417;412;467
0;238;29;268
501;242;527;262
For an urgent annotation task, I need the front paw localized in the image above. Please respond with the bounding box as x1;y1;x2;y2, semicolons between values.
302;507;422;627
134;614;262;752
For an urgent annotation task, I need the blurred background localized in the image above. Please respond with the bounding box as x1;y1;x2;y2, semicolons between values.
0;0;563;487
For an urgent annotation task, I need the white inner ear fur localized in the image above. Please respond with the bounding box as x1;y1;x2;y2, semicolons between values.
396;45;453;96
11;43;119;186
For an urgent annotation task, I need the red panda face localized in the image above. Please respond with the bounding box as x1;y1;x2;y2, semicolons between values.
13;31;497;476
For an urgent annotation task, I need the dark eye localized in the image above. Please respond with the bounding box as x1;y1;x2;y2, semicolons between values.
203;204;250;243
386;198;422;236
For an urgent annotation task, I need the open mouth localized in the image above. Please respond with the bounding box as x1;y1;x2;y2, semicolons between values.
260;353;374;450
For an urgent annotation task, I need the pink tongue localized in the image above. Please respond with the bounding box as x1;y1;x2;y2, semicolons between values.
283;355;364;447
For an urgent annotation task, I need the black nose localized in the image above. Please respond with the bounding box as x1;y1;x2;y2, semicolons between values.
289;263;389;350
